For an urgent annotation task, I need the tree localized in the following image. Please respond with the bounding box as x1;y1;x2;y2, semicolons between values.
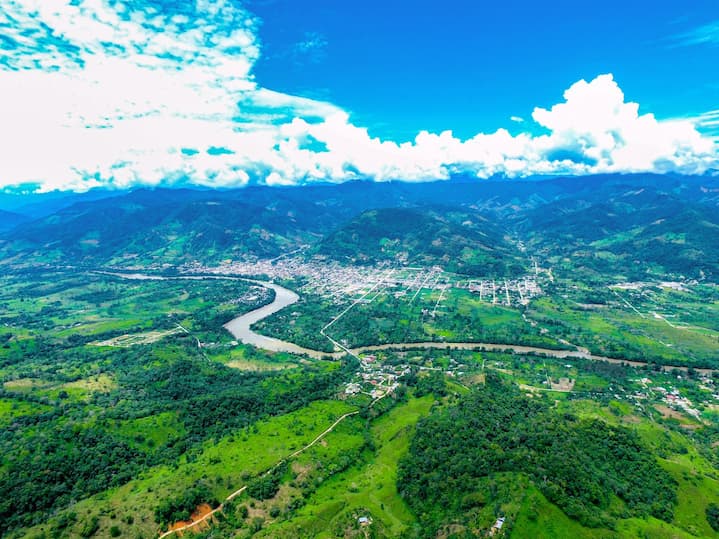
706;503;719;532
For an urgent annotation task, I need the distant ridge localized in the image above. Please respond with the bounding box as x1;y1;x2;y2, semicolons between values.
0;173;717;278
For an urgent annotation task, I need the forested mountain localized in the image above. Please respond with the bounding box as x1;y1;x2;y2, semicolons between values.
398;374;677;537
0;190;320;265
515;180;719;278
1;173;717;277
317;207;523;276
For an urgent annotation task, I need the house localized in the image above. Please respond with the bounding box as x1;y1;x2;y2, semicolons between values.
489;517;505;536
358;516;372;526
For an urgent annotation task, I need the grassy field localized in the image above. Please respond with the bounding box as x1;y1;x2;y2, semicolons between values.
0;397;52;428
257;285;564;352
0;271;271;345
207;345;304;371
3;270;719;538
257;395;434;538
527;283;719;367
16;399;356;539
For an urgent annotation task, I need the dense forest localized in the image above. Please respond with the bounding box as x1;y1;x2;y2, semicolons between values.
398;374;677;536
0;336;357;534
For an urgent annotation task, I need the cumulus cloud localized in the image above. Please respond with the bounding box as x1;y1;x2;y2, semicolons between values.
0;1;716;192
530;75;717;174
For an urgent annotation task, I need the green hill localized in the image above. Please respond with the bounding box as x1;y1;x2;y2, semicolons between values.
0;190;313;266
317;207;524;276
398;375;680;538
1;174;718;279
517;184;719;278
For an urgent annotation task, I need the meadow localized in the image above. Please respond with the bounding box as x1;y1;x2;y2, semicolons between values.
3;269;719;539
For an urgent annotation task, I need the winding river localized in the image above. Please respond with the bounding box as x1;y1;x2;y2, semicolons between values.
222;282;331;358
100;271;714;374
221;280;714;374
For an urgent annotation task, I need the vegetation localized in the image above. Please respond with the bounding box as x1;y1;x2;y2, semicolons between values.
4;174;716;278
707;503;719;532
317;207;524;276
0;272;356;535
398;374;677;535
256;286;570;352
247;462;288;500
155;482;217;525
0;175;718;537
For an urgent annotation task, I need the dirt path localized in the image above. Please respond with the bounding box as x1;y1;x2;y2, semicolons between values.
157;410;359;538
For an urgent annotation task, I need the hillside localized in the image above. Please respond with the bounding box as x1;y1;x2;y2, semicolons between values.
398;375;681;538
0;190;317;266
317;207;524;276
0;209;27;232
516;182;719;278
0;174;717;279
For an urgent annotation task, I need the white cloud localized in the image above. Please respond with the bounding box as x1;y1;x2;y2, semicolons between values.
0;1;716;192
291;31;328;65
672;20;719;47
510;116;524;123
529;74;716;173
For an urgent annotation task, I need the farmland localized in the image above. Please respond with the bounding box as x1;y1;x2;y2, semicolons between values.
1;261;719;538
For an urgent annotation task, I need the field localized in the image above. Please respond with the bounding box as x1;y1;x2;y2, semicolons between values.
256;280;563;353
254;270;719;369
19;399;356;538
0;271;355;537
260;395;434;538
527;281;719;367
2;267;719;539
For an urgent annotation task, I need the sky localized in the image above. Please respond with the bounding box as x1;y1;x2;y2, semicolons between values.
0;0;717;192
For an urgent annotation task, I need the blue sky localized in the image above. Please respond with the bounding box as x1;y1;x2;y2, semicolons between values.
250;0;719;140
0;0;717;192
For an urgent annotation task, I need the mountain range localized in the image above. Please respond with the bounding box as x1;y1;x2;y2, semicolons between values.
0;174;717;278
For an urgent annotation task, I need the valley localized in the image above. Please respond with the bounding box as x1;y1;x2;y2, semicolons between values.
1;174;719;538
3;1;719;537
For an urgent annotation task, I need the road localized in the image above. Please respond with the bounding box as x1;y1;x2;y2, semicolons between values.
223;282;714;374
158;411;360;538
103;272;715;376
95;269;712;538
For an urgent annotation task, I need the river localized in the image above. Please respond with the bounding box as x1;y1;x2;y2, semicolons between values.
222;282;333;359
222;281;714;374
99;271;714;374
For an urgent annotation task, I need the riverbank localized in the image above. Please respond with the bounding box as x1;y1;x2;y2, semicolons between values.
102;271;715;375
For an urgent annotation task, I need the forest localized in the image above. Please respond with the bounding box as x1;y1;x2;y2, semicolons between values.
0;175;717;537
398;374;677;536
0;337;356;534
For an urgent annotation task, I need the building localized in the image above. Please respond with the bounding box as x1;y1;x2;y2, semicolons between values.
490;517;505;536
